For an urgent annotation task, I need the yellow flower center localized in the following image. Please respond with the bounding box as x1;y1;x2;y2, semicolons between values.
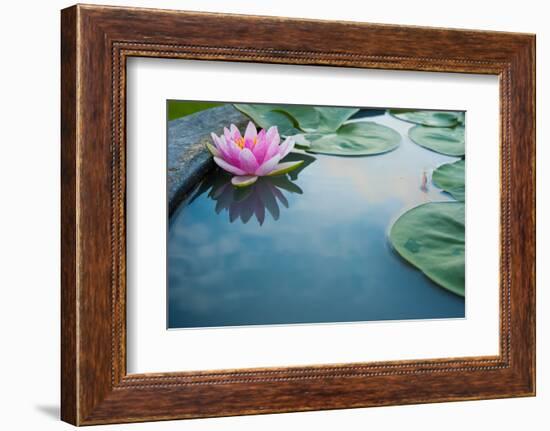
235;136;257;149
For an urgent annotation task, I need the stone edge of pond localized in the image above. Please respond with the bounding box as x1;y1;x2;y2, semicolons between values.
168;105;249;215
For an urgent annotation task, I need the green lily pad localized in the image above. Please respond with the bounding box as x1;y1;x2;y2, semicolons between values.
234;104;358;134
303;121;401;156
432;160;465;202
275;106;320;131
389;109;463;127
409;125;465;156
390;202;465;297
233;104;301;136
235;104;399;156
314;107;360;132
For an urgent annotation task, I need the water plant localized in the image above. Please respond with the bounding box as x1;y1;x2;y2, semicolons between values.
234;104;401;156
207;122;304;187
409;125;465;156
389;158;466;296
389;109;463;127
389;201;465;297
387;109;466;296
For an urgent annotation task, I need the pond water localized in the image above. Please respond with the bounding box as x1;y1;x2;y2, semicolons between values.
168;111;465;329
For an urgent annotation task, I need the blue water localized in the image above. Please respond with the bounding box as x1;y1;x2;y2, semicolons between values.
168;112;465;329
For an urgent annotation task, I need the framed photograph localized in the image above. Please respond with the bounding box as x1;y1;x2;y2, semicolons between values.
61;4;536;425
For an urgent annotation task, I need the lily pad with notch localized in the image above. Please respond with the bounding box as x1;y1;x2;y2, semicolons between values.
233;104;302;136
432;159;465;202
390;201;465;297
235;103;401;156
234;103;359;134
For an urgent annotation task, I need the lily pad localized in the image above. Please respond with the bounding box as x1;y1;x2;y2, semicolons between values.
313;107;359;132
389;109;463;127
234;104;358;134
409;125;465;156
235;103;400;156
277;106;321;130
390;202;465;297
233;104;301;136
432;160;465;201
303;121;401;156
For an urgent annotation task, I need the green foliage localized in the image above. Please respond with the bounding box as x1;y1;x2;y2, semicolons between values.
432;160;465;202
389;109;463;127
233;104;302;136
390;202;465;296
167;101;222;121
409;125;465;156
301;122;401;156
234;104;400;156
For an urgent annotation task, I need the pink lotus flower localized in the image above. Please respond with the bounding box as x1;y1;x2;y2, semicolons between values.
207;122;303;187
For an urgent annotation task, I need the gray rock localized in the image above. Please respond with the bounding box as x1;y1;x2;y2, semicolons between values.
167;105;249;214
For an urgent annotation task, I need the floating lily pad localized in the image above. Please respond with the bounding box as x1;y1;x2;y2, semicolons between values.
234;104;358;134
432;160;465;202
409;125;465;156
277;106;320;130
313;107;359;132
302;121;401;156
389;109;463;127
235;104;400;156
390;202;465;296
233;104;301;136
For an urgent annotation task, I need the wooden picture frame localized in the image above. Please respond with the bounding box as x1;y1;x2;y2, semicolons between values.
61;4;536;425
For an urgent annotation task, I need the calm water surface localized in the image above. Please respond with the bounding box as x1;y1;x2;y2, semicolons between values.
168;112;465;328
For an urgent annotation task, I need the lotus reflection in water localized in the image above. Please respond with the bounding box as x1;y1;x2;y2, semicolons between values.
191;152;315;225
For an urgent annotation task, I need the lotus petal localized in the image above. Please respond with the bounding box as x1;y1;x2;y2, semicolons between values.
263;137;281;162
211;133;232;161
225;137;242;161
230;124;242;140
278;137;295;159
222;127;230;142
266;160;304;176
206;142;220;157
231;175;258;187
255;154;281;176
244;121;257;148
265;126;280;146
252;131;270;163
213;157;246;176
238;148;259;173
